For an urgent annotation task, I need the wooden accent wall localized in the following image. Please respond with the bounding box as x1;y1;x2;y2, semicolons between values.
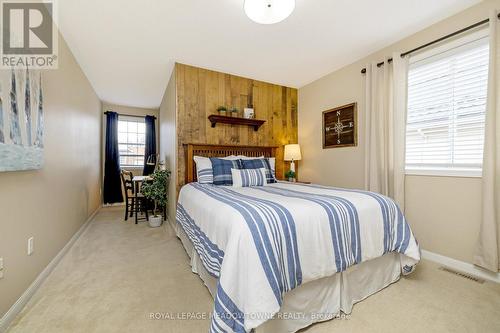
174;63;298;190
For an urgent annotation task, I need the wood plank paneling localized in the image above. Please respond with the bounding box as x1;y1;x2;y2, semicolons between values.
174;63;298;191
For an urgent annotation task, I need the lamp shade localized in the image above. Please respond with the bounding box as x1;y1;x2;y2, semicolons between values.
284;144;301;161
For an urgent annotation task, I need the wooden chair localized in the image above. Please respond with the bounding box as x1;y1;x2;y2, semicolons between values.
120;169;135;221
133;179;149;224
120;169;149;223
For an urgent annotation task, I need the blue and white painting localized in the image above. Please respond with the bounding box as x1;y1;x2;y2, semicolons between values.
0;69;44;172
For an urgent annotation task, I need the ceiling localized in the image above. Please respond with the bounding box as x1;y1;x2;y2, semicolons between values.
58;0;480;109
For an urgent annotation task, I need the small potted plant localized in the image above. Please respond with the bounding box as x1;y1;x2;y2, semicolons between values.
217;106;227;116
141;169;171;227
229;107;239;117
285;170;296;182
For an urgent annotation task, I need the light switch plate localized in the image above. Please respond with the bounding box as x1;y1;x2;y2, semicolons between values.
28;237;34;256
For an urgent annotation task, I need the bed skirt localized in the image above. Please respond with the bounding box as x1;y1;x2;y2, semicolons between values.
176;223;402;333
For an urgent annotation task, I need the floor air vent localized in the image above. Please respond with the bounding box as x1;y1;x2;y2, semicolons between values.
439;266;484;284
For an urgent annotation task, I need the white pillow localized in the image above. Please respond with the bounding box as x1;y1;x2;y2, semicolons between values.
237;155;264;160
193;155;240;184
268;157;276;177
231;168;267;187
193;156;213;184
223;155;240;160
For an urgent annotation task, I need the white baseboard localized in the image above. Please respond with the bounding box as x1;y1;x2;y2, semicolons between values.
421;249;500;283
0;207;101;333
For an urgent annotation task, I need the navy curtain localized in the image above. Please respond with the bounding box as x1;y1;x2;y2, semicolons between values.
103;112;123;204
143;115;157;176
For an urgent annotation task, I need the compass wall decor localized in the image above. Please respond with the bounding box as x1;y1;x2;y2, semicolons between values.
322;103;357;149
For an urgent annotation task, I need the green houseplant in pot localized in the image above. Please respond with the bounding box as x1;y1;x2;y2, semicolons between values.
285;170;296;182
229;107;239;117
217;106;227;116
141;169;171;227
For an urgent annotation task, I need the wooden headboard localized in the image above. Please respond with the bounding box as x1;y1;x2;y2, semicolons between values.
185;143;278;183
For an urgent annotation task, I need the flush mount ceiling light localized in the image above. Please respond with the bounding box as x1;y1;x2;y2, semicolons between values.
244;0;295;25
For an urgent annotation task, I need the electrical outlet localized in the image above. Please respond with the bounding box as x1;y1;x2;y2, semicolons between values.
28;237;34;256
0;258;4;279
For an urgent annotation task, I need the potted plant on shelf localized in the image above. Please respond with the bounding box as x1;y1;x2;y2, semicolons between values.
229;107;239;117
217;106;227;116
285;170;296;182
141;169;171;227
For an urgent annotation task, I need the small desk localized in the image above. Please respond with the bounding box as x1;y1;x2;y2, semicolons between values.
132;175;152;185
132;176;152;223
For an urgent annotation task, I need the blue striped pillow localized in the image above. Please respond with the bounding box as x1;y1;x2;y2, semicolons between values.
210;158;242;185
240;158;277;183
231;168;267;187
197;168;213;183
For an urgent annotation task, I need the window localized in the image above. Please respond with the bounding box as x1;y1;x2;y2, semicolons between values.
406;31;489;177
118;116;146;167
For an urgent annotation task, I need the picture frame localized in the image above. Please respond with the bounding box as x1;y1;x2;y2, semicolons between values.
243;107;255;119
322;102;357;149
0;69;44;172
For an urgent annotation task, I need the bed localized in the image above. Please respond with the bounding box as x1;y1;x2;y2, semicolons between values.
176;144;420;333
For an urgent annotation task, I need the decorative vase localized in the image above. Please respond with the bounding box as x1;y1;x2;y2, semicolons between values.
219;110;227;116
149;215;162;228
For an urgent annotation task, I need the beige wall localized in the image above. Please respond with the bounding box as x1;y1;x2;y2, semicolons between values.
159;71;177;223
0;35;102;317
298;0;500;264
101;103;159;178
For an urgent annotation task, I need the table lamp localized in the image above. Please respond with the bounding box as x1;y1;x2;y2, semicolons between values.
284;144;302;173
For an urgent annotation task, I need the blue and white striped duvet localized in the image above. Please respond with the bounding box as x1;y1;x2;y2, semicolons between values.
176;182;420;332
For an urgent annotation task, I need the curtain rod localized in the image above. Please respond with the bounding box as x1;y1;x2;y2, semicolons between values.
104;111;157;120
361;13;500;74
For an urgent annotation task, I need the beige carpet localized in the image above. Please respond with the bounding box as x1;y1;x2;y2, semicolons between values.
7;207;500;333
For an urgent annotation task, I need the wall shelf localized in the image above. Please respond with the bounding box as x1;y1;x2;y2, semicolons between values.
208;115;266;131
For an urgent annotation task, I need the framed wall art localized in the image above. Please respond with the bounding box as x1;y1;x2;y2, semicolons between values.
0;69;44;172
322;102;357;149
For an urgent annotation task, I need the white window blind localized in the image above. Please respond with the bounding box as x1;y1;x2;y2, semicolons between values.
118;116;146;167
406;34;489;176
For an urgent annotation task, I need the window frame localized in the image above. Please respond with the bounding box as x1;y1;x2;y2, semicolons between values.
117;115;146;168
404;28;489;178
